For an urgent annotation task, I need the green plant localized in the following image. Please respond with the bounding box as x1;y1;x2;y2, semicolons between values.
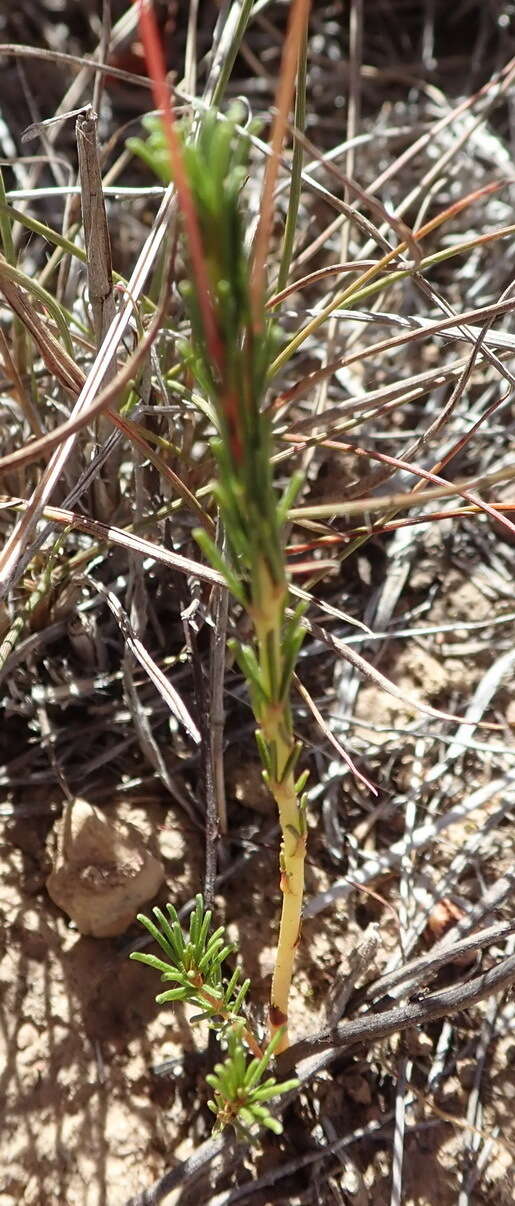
131;896;298;1135
127;2;515;1096
130;104;310;1053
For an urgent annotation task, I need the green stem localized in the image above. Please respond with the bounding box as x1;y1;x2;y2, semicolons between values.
209;0;255;107
269;223;515;378
0;170;15;264
199;985;264;1058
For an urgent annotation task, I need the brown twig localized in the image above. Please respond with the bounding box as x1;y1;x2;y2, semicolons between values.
125;951;515;1206
279;950;515;1073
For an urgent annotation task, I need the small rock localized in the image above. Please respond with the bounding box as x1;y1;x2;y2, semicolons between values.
46;799;165;937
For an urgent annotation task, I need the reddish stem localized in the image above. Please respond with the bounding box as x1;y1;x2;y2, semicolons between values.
136;0;223;376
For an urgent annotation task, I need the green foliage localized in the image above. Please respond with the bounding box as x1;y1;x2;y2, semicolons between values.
131;103;309;1049
178;112;284;613
177;114;307;799
131;894;249;1026
206;1026;298;1137
130;106;308;793
127;113;174;184
131;896;297;1134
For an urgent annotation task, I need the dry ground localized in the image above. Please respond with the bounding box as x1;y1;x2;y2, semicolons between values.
1;3;515;1204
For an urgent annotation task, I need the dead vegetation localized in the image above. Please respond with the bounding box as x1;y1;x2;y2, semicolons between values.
0;2;515;1204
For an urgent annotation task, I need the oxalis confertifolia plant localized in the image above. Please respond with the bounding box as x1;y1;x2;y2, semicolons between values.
130;0;312;1135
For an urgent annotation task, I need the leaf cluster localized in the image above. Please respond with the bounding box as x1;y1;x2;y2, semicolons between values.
130;109;308;755
131;108;310;793
128;109;286;602
179;111;287;603
131;894;249;1025
127;113;174;184
131;896;297;1135
207;1026;298;1137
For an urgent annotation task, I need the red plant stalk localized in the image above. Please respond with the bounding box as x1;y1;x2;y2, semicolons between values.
136;0;223;376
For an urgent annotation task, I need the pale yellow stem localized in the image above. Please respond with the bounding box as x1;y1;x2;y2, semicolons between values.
254;566;307;1052
268;760;306;1053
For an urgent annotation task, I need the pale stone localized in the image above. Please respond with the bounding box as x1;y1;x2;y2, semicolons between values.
46;799;164;937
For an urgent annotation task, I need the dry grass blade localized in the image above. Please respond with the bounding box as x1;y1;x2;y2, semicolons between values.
288;461;515;521
0;188;175;593
250;0;312;317
0;42;152;89
89;577;200;745
0;496;224;585
76;106;115;352
304;616;502;729
293;672;376;791
2;3;515;1201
